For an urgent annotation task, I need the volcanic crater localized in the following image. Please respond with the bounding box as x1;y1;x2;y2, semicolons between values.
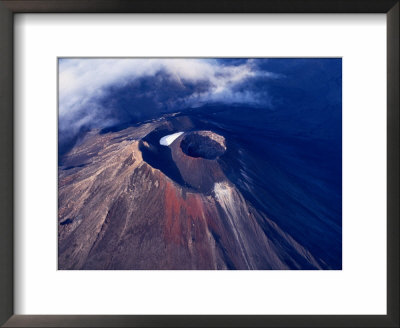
139;129;228;193
180;131;226;160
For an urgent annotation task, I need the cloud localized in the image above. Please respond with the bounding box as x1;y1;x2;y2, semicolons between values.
58;58;277;157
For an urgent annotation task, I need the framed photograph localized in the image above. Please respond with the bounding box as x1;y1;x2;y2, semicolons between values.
0;1;398;327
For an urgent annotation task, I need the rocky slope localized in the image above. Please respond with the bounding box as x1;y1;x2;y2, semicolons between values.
58;116;323;270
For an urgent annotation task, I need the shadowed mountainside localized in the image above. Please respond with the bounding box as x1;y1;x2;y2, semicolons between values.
58;112;337;270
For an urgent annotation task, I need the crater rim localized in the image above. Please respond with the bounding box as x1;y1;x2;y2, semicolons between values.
180;131;226;160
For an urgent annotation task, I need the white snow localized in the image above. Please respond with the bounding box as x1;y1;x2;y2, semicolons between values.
159;132;184;146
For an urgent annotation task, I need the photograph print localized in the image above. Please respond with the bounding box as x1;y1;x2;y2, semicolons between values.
58;58;342;270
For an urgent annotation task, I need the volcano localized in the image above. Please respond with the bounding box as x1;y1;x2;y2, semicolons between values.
58;58;342;270
58;107;340;270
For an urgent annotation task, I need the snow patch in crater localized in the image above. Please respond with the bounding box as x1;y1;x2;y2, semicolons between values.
159;132;184;146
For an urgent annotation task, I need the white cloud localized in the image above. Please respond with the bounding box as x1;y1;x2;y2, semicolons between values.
58;58;276;135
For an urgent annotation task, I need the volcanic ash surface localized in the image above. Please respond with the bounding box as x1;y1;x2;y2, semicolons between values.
58;122;323;270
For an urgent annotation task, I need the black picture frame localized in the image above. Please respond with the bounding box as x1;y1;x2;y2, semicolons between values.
0;1;398;327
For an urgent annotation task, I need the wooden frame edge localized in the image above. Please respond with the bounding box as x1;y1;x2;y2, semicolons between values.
0;0;14;327
0;1;398;327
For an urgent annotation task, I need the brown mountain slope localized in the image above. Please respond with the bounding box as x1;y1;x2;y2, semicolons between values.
58;122;322;270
